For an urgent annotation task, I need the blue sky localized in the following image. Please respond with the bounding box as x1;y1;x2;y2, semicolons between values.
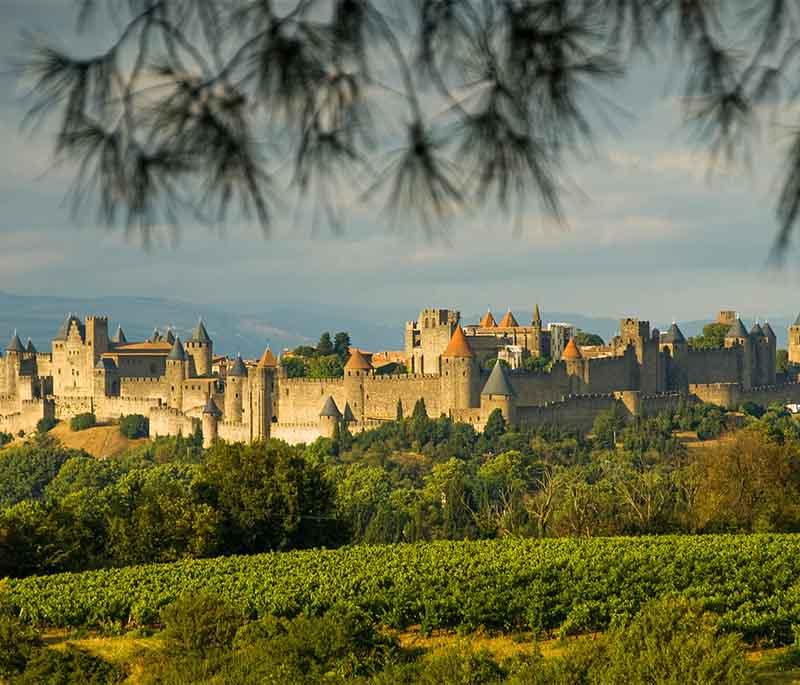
2;1;800;327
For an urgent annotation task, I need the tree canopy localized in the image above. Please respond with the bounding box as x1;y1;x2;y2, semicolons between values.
14;1;800;251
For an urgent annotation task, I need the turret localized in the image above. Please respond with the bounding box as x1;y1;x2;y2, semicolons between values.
186;319;213;377
480;360;516;426
479;309;496;328
225;355;247;423
111;325;127;344
789;314;800;366
750;322;768;386
201;397;222;448
440;325;478;412
166;337;187;410
762;322;777;384
498;309;519;328
249;347;277;441
343;348;372;425
660;322;688;392
94;358;117;398
4;332;24;397
561;338;585;392
319;396;342;439
725;318;753;390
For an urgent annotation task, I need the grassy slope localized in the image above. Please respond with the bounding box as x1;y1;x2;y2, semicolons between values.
48;422;147;459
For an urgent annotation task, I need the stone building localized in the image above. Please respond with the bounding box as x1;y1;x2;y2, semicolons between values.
0;306;796;444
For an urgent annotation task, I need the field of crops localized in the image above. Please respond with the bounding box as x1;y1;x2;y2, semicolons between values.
3;535;800;644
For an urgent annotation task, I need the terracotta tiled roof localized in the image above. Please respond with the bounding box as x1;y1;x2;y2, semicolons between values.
562;338;582;360
498;310;519;328
479;310;497;328
345;348;372;370
112;342;173;354
443;325;474;357
258;347;278;368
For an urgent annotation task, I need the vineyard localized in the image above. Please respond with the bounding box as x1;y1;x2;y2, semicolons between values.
3;534;800;645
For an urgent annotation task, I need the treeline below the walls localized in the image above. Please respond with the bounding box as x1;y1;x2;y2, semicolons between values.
3;398;800;579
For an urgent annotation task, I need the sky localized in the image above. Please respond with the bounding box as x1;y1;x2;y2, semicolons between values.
2;1;800;329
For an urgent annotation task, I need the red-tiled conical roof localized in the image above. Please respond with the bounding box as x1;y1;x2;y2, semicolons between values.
443;325;474;357
258;347;278;368
498;310;519;328
562;338;582;360
345;348;372;370
479;310;496;328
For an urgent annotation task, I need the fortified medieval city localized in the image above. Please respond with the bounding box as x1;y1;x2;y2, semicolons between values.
1;306;799;446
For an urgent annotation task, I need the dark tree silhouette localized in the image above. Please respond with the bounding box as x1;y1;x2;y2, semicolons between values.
13;1;800;250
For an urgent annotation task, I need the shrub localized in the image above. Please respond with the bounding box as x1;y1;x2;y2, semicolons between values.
161;593;245;653
119;414;149;439
36;417;58;434
0;431;11;447
14;645;122;684
0;615;42;677
70;413;96;432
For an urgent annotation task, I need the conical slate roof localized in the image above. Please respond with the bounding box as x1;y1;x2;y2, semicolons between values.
167;337;186;361
191;319;212;343
661;323;686;344
26;338;36;354
762;322;776;340
479;310;497;328
482;361;514;397
345;348;372;370
112;326;127;344
202;397;222;416
258;347;278;368
443;325;474;357
319;396;342;418
165;329;176;344
498;310;519;328
725;318;749;339
562;338;582;360
794;313;800;326
750;322;764;337
6;332;24;353
150;328;162;343
228;355;247;377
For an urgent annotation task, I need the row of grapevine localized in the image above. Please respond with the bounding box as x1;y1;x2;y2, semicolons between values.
3;535;800;644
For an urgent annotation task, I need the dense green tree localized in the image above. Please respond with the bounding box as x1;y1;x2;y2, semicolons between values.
484;409;507;444
200;440;337;553
574;331;604;346
317;332;334;356
333;332;351;362
688;323;730;351
777;348;791;375
306;354;344;379
280;356;307;378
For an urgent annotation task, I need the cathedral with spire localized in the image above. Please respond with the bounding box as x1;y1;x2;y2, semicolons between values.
0;306;797;444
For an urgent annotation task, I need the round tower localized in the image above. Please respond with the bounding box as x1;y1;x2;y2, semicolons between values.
480;360;516;426
561;338;585;393
201;396;222;448
5;332;24;397
250;346;277;441
660;322;688;392
225;355;247;423
343;348;372;425
319;395;342;439
440;325;478;412
166;336;187;410
724;318;752;390
186;319;213;377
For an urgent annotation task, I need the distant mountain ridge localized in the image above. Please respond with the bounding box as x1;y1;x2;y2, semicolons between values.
0;291;792;357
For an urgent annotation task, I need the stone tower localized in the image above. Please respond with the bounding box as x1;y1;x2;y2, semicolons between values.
202;396;222;448
4;332;24;398
85;316;110;368
249;346;277;441
561;337;585;393
319;396;342;439
439;325;478;412
186;319;213;377
480;359;516;425
532;303;542;330
344;349;372;425
225;355;247;423
166;337;187;410
724;318;752;390
660;323;688;393
762;322;777;384
788;314;800;366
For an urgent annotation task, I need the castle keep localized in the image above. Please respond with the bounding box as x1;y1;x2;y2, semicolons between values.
1;307;798;445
